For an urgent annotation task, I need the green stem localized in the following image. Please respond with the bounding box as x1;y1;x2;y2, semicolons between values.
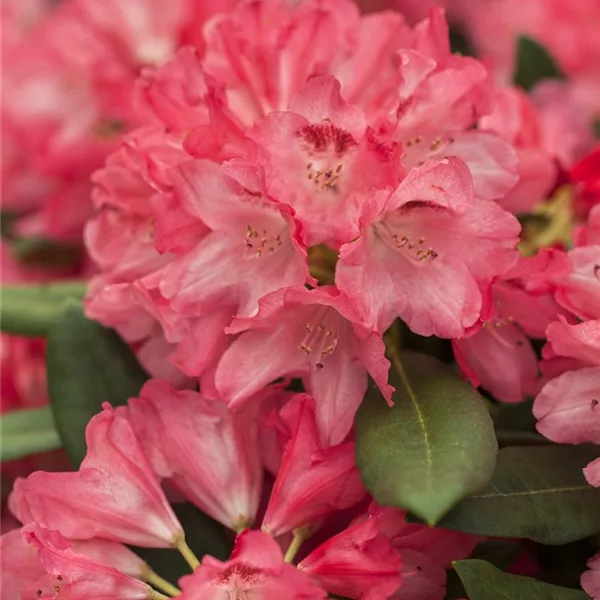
146;569;181;596
175;535;200;570
284;528;307;563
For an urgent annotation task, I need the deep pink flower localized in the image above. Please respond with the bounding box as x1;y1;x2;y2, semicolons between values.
127;379;263;531
582;552;600;599
21;525;150;600
299;506;403;600
584;458;600;488
262;394;366;537
160;158;309;318
337;158;520;336
179;530;326;600
9;405;183;547
215;285;392;445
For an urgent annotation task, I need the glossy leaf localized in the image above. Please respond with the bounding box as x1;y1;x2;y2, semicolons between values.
1;281;87;337
439;446;600;544
454;559;588;600
0;406;62;461
355;351;497;525
46;301;148;466
513;36;564;91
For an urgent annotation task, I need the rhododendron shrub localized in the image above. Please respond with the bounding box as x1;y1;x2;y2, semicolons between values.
1;1;600;599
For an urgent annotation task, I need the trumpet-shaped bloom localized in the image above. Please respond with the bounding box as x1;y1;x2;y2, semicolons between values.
215;286;392;445
179;530;326;599
337;158;520;336
21;525;150;600
9;405;182;547
127;379;263;531
262;394;366;537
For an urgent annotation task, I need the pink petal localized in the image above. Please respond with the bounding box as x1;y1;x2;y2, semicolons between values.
533;367;600;444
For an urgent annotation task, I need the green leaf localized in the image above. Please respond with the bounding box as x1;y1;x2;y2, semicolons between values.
11;237;80;268
134;503;233;583
355;351;498;525
1;281;87;337
453;559;588;600
0;406;62;461
513;36;564;91
439;445;600;544
46;301;148;465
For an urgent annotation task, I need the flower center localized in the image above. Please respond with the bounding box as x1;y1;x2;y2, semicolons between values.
299;306;340;369
244;224;283;258
298;121;357;193
375;221;438;263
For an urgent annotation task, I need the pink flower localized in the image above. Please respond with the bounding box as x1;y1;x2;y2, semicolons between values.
127;379;263;531
215;285;392;446
262;394;366;537
179;530;326;600
555;246;600;321
20;524;150;600
453;249;571;403
453;322;539;403
533;318;600;445
337;158;520;336
9;405;183;547
479;86;557;215
582;552;600;599
160;158;309;318
299;507;403;600
584;458;600;487
249;75;400;247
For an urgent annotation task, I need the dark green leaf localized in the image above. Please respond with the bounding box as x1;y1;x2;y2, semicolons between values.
439;445;600;544
355;351;497;525
490;397;537;432
594;119;600;139
11;237;80;268
1;406;62;461
453;559;588;600
134;504;233;584
1;281;87;337
46;302;148;465
513;36;564;91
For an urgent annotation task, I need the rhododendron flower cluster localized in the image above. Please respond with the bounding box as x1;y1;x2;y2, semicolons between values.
85;0;522;432
6;391;478;599
1;0;600;599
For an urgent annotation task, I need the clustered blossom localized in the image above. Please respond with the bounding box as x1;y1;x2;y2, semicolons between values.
5;390;478;599
2;0;600;597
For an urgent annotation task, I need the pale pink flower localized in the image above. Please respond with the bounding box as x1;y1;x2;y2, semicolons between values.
249;75;400;247
479;86;557;215
337;158;520;336
262;394;366;537
582;552;600;599
453;249;571;402
160;158;309;318
534;318;600;445
179;530;326;599
215;285;392;446
555;246;600;321
127;379;263;531
9;405;183;547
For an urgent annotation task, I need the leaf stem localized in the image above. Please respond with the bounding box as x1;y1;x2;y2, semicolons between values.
146;569;181;596
175;534;200;570
284;528;307;563
149;591;170;600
